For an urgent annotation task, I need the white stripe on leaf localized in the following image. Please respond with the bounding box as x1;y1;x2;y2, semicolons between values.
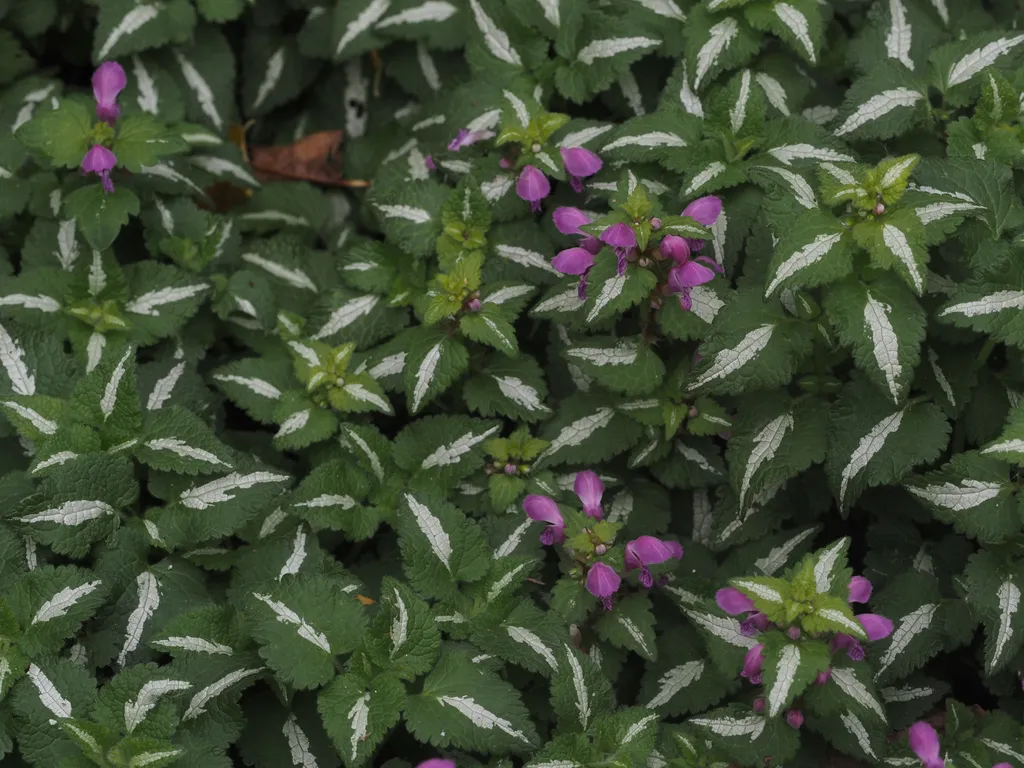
864;294;903;401
468;0;521;66
694;18;738;89
124;679;191;733
507;626;558;670
739;414;794;508
645;660;704;709
840;408;905;505
766;233;844;296
97;5;159;60
947;34;1024;87
767;644;800;716
253;593;331;652
886;0;914;69
875;603;937;678
174;51;223;130
834;88;923;136
690;325;775;389
989;580;1020;672
179;472;289;509
183;668;263;720
19;500;115;525
577;37;660;65
28;664;72;719
335;0;391;58
31;580;103;624
0;322;35;396
118;572;160;666
403;494;452;570
436;695;531;743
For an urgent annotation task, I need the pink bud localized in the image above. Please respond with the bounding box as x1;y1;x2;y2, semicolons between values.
466;298;481;312
874;203;885;215
785;710;804;729
752;697;765;713
503;463;516;475
595;544;607;555
687;406;699;418
815;668;831;685
651;217;662;229
787;626;801;641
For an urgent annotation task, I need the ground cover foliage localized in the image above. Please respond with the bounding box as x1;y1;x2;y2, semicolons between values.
1;0;1024;766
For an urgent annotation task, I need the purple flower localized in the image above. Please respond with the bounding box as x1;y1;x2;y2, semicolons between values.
552;247;597;299
858;613;893;641
833;633;866;661
560;147;602;192
664;234;720;311
624;536;683;588
600;222;636;275
416;761;456;768
517;165;550;212
785;709;804;729
848;576;872;603
448;128;494;152
574;470;604;519
81;145;117;193
682;195;723;227
425;154;436;171
553;207;602;254
815;668;831;685
586;562;621;610
908;722;944;768
741;643;764;683
739;612;769;637
523;494;565;546
716;587;756;615
92;61;126;125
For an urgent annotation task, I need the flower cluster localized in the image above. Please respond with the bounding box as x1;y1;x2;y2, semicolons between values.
523;470;682;610
553;194;724;307
717;575;893;727
81;61;125;193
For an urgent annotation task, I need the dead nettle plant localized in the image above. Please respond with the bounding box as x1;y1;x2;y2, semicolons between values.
0;0;1024;767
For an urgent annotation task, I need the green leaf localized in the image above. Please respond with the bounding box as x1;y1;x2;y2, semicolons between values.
904;451;1017;543
963;550;1024;676
364;577;440;680
853;207;929;295
580;249;658;324
764;209;849;297
396;491;489;598
92;0;196;62
393;414;501;490
825;379;950;512
63;185;140;252
824;274;926;403
460;306;519;357
16;101;93;169
243;574;367;690
113;114;188;171
563;336;665;395
402;328;470;414
596;593;657;660
551;642;614;732
136;406;233;475
870;572;945;685
318;670;405;768
463;355;553;422
760;633;830;717
7;565;109;656
403;649;539;753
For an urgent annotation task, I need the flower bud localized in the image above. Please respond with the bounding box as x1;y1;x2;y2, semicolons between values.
595;544;607;555
651;217;662;229
786;709;804;729
787;626;801;641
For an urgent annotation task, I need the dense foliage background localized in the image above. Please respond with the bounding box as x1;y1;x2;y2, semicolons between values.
1;0;1024;766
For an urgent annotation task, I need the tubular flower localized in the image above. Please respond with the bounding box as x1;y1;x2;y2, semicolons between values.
92;61;126;125
447;128;494;151
560;147;602;192
741;643;764;684
553;207;602;254
680;195;723;250
716;587;756;615
785;709;804;729
81;145;117;194
666;245;720;311
624;536;683;588
832;613;893;661
516;165;550;211
522;494;565;545
908;721;944;768
573;470;604;519
586;562;621;610
600;222;637;275
552;247;597;299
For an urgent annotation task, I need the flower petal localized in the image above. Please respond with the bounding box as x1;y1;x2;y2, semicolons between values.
416;761;457;768
741;643;764;679
624;535;682;570
681;195;722;226
586;562;621;598
574;470;604;519
660;235;691;263
516;165;550;203
857;613;893;641
81;145;117;174
848;576;873;604
600;222;636;248
93;61;126;123
560;146;603;178
908;721;944;768
553;206;592;236
553;247;596;275
715;587;756;615
523;494;563;526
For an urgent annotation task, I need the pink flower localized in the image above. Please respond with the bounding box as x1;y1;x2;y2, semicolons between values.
716;587;756;615
553;207;602;254
848;576;873;603
552;247;597;299
785;709;804;729
741;644;764;683
857;613;893;641
574;470;604;519
523;495;565;545
586;562;621;610
81;145;117;193
517;165;550;212
417;761;456;768
92;61;126;125
624;536;683;588
560;147;602;192
425;154;436;171
663;232;720;311
908;721;944;768
448;128;494;151
600;223;636;275
815;668;831;685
